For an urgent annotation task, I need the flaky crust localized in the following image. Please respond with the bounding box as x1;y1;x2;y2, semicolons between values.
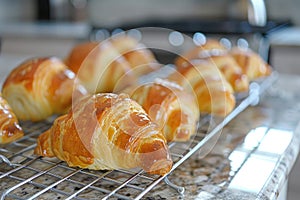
0;93;24;144
65;42;99;74
171;60;236;117
35;93;172;175
175;39;227;67
2;57;87;121
175;39;249;93
110;35;140;54
123;79;199;142
65;36;159;93
65;40;136;93
111;36;160;76
230;47;272;80
208;54;249;92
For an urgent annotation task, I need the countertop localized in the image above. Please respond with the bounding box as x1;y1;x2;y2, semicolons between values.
144;73;300;200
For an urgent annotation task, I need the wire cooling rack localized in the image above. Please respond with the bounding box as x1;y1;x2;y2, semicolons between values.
0;72;278;200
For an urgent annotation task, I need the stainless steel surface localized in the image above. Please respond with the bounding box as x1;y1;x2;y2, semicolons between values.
248;0;267;26
0;72;278;200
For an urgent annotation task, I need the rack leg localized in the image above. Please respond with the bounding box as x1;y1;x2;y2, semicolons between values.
249;82;260;106
0;154;19;167
164;176;185;195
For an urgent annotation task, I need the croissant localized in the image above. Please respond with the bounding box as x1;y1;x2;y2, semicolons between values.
65;40;136;93
111;35;160;76
208;54;249;92
110;35;139;54
122;79;199;142
0;93;24;144
2;57;88;122
64;41;99;74
175;40;249;93
170;60;236;117
175;39;227;67
230;47;272;80
34;93;172;175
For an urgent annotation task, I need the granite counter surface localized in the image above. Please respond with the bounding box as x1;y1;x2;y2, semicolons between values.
142;74;300;199
0;74;300;200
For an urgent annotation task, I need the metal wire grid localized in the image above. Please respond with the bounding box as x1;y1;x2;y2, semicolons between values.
0;72;278;200
0;118;209;200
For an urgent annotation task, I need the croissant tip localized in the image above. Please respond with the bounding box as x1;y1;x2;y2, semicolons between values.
146;159;173;176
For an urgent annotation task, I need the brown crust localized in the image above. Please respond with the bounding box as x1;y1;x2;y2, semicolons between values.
171;60;236;116
127;80;199;142
2;57;87;121
0;93;24;144
35;93;172;175
65;42;99;73
230;47;272;80
3;58;48;91
175;39;227;67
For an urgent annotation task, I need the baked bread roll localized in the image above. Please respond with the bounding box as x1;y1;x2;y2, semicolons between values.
0;93;24;144
2;57;88;122
122;47;160;76
175;39;227;67
110;35;139;54
171;60;236;117
65;40;136;93
208;54;249;92
64;42;99;74
34;93;172;175
111;35;160;76
65;36;159;93
230;47;272;80
122;79;199;142
175;39;249;93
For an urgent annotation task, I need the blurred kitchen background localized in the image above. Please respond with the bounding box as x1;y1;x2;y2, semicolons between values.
0;0;300;199
0;0;300;25
0;0;299;70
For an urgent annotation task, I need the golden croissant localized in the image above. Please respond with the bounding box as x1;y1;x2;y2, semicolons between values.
175;40;249;93
65;40;135;93
208;54;249;92
230;47;272;81
34;93;173;175
171;60;236;117
175;39;227;67
0;93;24;144
122;79;199;142
2;57;88;121
65;36;159;93
110;35;160;76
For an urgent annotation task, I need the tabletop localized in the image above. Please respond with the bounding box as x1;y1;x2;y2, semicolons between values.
144;73;300;200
